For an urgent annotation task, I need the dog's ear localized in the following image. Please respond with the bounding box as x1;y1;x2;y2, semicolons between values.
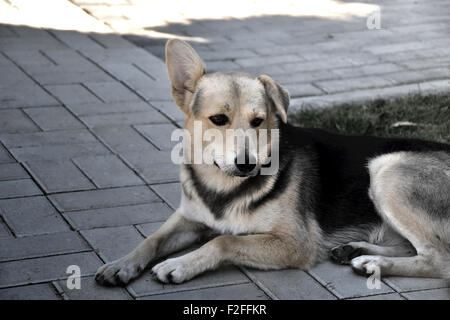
166;39;205;114
257;75;290;123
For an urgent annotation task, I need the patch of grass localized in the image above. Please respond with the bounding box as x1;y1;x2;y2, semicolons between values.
290;94;450;144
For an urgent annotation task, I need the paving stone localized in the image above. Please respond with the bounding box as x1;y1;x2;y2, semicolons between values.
151;183;181;210
236;55;303;68
0;179;42;199
308;261;394;299
314;76;395;94
197;49;257;61
332;63;404;78
0;109;40;133
135;221;164;238
81;225;144;262
84;81;141;103
31;69;114;85
0;283;60;300
122;150;179;184
0;129;97;148
24;106;84;131
64;202;172;230
134;123;178;150
403;288;450;300
46;83;102;105
0;252;102;288
350;293;405;300
129;265;249;298
55;276;132;300
0;163;28;181
0;231;90;262
0;83;59;108
93;125;158;153
0;145;14;163
247;269;336;300
0;196;69;236
384;276;450;293
0;220;12;238
25;160;95;193
141;283;268;300
49;185;160;212
150;100;184;122
283;83;324;97
9;142;111;162
81;110;168;127
66;100;151;117
73;155;144;188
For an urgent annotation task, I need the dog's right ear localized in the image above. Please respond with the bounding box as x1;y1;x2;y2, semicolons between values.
166;39;205;114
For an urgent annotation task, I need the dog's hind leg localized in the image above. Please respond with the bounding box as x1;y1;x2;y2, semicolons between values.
95;209;208;286
350;152;450;279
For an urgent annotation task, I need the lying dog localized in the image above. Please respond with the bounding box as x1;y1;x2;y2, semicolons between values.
95;39;450;286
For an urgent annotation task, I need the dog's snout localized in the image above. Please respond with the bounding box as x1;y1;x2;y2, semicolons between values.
235;153;256;173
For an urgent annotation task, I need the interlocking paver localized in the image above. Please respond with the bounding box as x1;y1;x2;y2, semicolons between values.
24;106;84;131
384;276;450;293
0;163;28;181
92;125;158;153
81;110;168;127
403;288;450;300
247;269;336;300
151;183;181;210
24;160;95;193
84;82;141;103
81;225;144;262
0;220;12;238
55;276;132;300
0;145;14;163
308;261;393;299
134;123;178;150
46;83;103;105
0;196;69;236
141;283;268;300
64;202;171;230
49;186;160;212
0;179;42;199
0;252;102;288
0;109;40;133
0;129;97;148
0;283;60;300
0;231;90;262
73;155;144;188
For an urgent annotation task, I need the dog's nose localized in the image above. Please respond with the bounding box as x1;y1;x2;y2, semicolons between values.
235;154;256;173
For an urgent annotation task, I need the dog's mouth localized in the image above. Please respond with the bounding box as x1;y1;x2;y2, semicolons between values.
213;161;261;178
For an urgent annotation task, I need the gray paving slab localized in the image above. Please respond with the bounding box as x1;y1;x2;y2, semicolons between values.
151;183;181;210
73;155;144;188
134;123;178;150
128;265;250;298
55;276;132;300
122;150;179;184
0;163;28;181
84;81;141;103
46;83;103;105
0;83;59;108
92;125;159;153
0;283;60;300
0;129;97;148
0;220;12;239
81;225;144;262
141;283;268;300
81;110;169;127
350;293;405;300
0;196;69;236
308;261;394;299
247;268;336;300
66;101;151;117
0;179;42;199
150;100;184;123
384;276;450;293
0;231;90;262
25;160;95;193
0;145;14;163
0;251;102;288
23;106;85;131
403;288;450;300
0;109;40;133
49;185;160;212
64;202;171;230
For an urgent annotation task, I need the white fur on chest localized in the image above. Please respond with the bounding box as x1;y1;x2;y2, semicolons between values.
179;193;275;235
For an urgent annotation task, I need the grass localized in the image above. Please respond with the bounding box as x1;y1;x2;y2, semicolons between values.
290;93;450;144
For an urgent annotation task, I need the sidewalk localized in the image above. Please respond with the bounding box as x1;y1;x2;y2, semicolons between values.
0;0;449;300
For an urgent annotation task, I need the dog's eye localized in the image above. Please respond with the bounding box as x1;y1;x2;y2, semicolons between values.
209;114;229;126
251;117;264;127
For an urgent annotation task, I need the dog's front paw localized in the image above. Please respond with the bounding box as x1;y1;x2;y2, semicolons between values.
330;243;364;265
151;257;197;284
350;255;389;277
95;256;145;287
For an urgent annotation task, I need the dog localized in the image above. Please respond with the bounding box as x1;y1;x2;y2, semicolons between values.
95;39;450;286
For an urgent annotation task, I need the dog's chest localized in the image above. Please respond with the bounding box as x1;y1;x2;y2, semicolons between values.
180;194;272;235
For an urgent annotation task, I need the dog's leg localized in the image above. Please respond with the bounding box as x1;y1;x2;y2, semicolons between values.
331;241;415;265
95;209;207;286
151;233;306;283
350;153;450;278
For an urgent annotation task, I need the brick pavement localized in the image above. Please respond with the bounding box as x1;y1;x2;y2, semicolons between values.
0;0;449;300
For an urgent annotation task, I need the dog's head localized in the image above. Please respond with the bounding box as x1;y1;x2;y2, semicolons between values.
166;39;289;178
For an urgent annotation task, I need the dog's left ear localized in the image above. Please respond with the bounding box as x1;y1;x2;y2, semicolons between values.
257;75;290;123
